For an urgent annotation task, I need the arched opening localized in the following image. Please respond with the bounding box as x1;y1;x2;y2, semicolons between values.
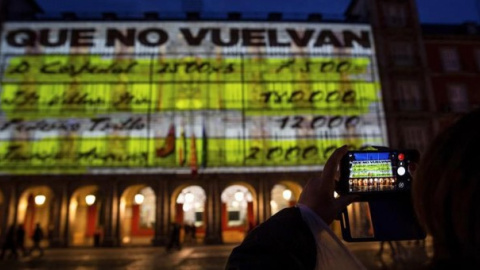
68;185;102;246
270;181;302;215
173;185;206;244
221;184;254;244
119;185;155;246
17;186;54;248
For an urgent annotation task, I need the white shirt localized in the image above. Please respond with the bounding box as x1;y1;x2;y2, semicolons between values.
297;204;367;270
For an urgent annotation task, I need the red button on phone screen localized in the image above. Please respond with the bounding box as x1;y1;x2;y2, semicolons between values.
398;153;405;161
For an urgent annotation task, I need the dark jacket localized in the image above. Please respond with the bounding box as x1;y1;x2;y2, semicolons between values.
225;207;316;270
32;227;44;243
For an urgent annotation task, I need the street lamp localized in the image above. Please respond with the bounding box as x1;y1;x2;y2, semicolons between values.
282;189;292;201
134;194;145;205
34;195;46;206
85;194;96;206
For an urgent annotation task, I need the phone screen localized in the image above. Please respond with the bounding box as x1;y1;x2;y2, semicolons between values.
341;151;412;194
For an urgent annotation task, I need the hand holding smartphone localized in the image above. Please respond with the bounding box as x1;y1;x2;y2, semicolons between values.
335;148;425;242
337;149;417;198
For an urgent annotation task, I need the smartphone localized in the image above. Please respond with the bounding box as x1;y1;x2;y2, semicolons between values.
336;149;425;242
337;150;417;197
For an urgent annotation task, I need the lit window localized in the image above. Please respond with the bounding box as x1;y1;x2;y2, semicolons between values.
396;80;421;111
447;84;469;112
440;47;461;71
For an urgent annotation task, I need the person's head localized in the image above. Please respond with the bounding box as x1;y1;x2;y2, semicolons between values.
413;107;480;263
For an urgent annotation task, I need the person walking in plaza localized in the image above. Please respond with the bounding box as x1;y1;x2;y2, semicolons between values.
29;223;44;257
190;222;197;244
166;222;181;252
0;225;18;260
16;224;27;257
183;222;192;244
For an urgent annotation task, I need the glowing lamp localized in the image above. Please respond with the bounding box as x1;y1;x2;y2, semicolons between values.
34;195;46;206
85;194;96;206
282;189;292;200
134;194;145;205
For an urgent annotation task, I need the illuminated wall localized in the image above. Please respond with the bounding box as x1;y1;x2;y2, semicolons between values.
0;22;387;174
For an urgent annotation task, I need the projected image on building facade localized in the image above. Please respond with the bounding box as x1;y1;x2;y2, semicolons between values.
0;22;387;174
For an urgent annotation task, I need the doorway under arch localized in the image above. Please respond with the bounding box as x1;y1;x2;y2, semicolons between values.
119;185;156;246
221;184;254;244
173;185;206;244
68;185;101;246
270;181;302;215
17;186;54;248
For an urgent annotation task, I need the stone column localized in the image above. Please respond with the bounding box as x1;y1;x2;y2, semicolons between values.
49;183;68;247
204;177;222;244
1;183;17;237
100;180;119;247
256;178;271;224
152;180;169;246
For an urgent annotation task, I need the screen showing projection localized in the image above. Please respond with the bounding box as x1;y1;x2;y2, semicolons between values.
0;22;387;174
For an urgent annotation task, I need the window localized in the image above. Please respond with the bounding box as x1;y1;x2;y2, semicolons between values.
447;84;469;112
396;80;422;111
195;212;203;223
391;42;414;66
474;49;480;71
402;125;428;152
383;3;407;27
228;211;240;222
440;47;461;71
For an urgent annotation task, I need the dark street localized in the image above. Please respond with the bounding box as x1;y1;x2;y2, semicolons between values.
0;239;432;270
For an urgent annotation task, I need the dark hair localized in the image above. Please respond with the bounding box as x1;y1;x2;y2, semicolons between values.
413;108;480;265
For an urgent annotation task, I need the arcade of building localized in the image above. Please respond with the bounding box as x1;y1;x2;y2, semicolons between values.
0;172;312;247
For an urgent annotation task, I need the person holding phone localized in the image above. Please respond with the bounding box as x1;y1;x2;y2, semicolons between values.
226;107;480;269
226;145;365;270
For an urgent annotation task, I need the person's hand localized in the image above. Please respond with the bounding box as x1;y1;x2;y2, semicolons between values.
298;145;358;225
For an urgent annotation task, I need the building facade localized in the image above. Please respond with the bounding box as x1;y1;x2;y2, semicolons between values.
422;23;480;131
346;0;435;152
0;5;386;247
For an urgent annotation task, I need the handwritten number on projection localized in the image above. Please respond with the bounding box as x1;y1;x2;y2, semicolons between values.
244;145;338;161
276;115;360;129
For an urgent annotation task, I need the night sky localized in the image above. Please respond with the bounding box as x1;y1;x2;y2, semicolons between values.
35;0;480;24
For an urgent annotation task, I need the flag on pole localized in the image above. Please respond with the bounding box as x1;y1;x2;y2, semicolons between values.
156;123;175;158
190;132;198;177
178;126;187;166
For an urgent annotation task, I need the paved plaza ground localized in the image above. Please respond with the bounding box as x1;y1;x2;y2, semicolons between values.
0;239;432;270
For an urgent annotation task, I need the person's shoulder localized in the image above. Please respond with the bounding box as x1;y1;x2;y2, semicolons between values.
225;207;316;270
